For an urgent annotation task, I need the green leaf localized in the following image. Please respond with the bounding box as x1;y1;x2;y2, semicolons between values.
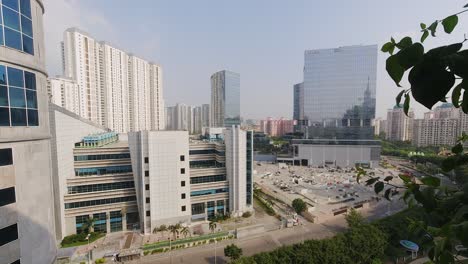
421;30;429;43
465;3;468;8
403;93;410;115
397;37;413;49
374;182;384;194
442;15;458;34
399;174;412;183
397;43;424;70
428;21;438;37
447;50;468;78
463;90;468;114
391;37;396;44
384;176;393;182
386;55;404;87
420;176;441;187
452;83;463;107
381;42;394;53
420;23;426;30
442;156;457;172
365;177;379;186
453;221;468;247
396;90;405;107
384;188;391;201
452;143;463;154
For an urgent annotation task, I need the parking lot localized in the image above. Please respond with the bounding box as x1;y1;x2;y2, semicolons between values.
254;162;405;221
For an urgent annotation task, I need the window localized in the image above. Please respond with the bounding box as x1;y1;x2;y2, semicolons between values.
190;175;226;184
1;0;34;54
64;196;136;209
146;197;150;203
146;211;150;217
180;155;185;161
0;187;16;207
0;148;13;166
180;168;185;174
145;170;149;177
181;193;186;199
10;260;20;264
0;223;18;247
144;157;149;163
181;181;185;187
145;184;149;191
181;206;186;212
67;181;134;194
0;65;38;126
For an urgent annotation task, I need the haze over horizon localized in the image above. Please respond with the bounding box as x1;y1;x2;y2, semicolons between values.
44;0;468;120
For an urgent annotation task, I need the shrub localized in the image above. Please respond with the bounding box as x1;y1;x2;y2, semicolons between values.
242;211;252;218
61;232;103;247
292;198;307;214
143;251;150;256
95;258;106;264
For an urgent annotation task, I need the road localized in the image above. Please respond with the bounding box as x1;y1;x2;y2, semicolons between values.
128;200;404;264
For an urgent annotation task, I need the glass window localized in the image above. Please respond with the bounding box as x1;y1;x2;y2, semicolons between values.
19;0;31;18
24;71;34;90
0;86;8;106
3;6;20;31
7;67;23;88
0;223;18;247
9;87;25;107
0;28;3;46
3;0;19;11
0;187;16;207
27;109;37;126
10;108;26;126
25;89;36;108
0;66;6;85
0;148;13;166
4;27;21;50
20;16;32;37
22;34;33;55
0;107;9;126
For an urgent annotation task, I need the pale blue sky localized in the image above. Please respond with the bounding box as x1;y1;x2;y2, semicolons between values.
44;0;468;119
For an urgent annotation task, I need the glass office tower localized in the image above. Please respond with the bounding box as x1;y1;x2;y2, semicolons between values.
303;45;377;139
211;70;240;127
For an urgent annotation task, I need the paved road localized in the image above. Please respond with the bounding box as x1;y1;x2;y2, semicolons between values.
127;200;404;264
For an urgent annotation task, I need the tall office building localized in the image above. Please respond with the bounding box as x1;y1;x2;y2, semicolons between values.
0;0;57;263
60;28;164;133
293;82;304;121
202;104;210;128
386;106;414;142
128;127;253;234
48;76;80;114
292;45;380;167
211;70;240;127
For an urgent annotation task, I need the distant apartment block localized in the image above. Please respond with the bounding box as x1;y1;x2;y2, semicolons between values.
166;103;210;134
211;70;240;127
386;106;414;142
260;117;296;137
412;103;466;147
372;118;387;136
48;76;80;114
293;82;304;121
56;27;164;133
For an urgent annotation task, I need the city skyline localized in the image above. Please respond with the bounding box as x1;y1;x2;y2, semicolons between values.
43;0;468;120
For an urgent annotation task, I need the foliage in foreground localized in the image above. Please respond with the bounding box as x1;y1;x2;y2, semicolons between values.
225;244;243;261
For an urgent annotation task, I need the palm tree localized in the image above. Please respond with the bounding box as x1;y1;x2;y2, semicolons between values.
81;217;96;233
181;227;190;238
159;224;167;237
168;225;179;240
209;221;217;233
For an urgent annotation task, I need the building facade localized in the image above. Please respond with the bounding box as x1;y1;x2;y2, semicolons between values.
47;76;80;114
211;70;240;127
60;28;164;133
0;0;57;263
128;127;253;234
293;82;304;121
386;106;414;142
49;105;138;239
372;118;387;137
260;117;296;137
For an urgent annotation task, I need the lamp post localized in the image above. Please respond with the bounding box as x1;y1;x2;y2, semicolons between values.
169;237;172;264
86;233;91;264
214;240;217;264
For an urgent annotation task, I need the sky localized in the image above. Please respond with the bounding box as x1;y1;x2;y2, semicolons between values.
43;0;468;120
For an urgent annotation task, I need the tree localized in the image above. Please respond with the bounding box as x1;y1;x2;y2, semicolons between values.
180;227;190;238
345;208;365;229
292;198;307;214
168;225;179;240
81;217;96;233
209;221;217;233
159;224;167;237
224;244;243;261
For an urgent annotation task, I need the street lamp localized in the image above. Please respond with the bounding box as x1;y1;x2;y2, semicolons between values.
169;236;172;264
86;233;91;264
214;239;217;264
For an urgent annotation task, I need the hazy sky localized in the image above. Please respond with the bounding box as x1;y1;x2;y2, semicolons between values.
43;0;468;119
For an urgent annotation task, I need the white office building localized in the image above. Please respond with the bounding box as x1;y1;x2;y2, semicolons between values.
59;28;164;133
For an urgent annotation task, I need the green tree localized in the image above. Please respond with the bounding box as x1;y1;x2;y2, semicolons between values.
159;224;167;237
224;244;243;261
344;224;387;263
345;208;365;228
180;226;190;238
168;225;179;240
81;217;96;233
292;198;307;214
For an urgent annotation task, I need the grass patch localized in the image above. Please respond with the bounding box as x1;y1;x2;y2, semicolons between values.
143;231;230;251
61;232;105;248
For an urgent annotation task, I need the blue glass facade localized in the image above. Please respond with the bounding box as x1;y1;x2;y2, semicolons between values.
0;64;38;126
74;165;132;176
303;45;377;140
190;188;228;197
0;0;34;55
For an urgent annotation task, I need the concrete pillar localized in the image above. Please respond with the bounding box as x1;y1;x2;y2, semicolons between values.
89;214;94;233
122;212;127;231
204;202;208;221
106;212;111;233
